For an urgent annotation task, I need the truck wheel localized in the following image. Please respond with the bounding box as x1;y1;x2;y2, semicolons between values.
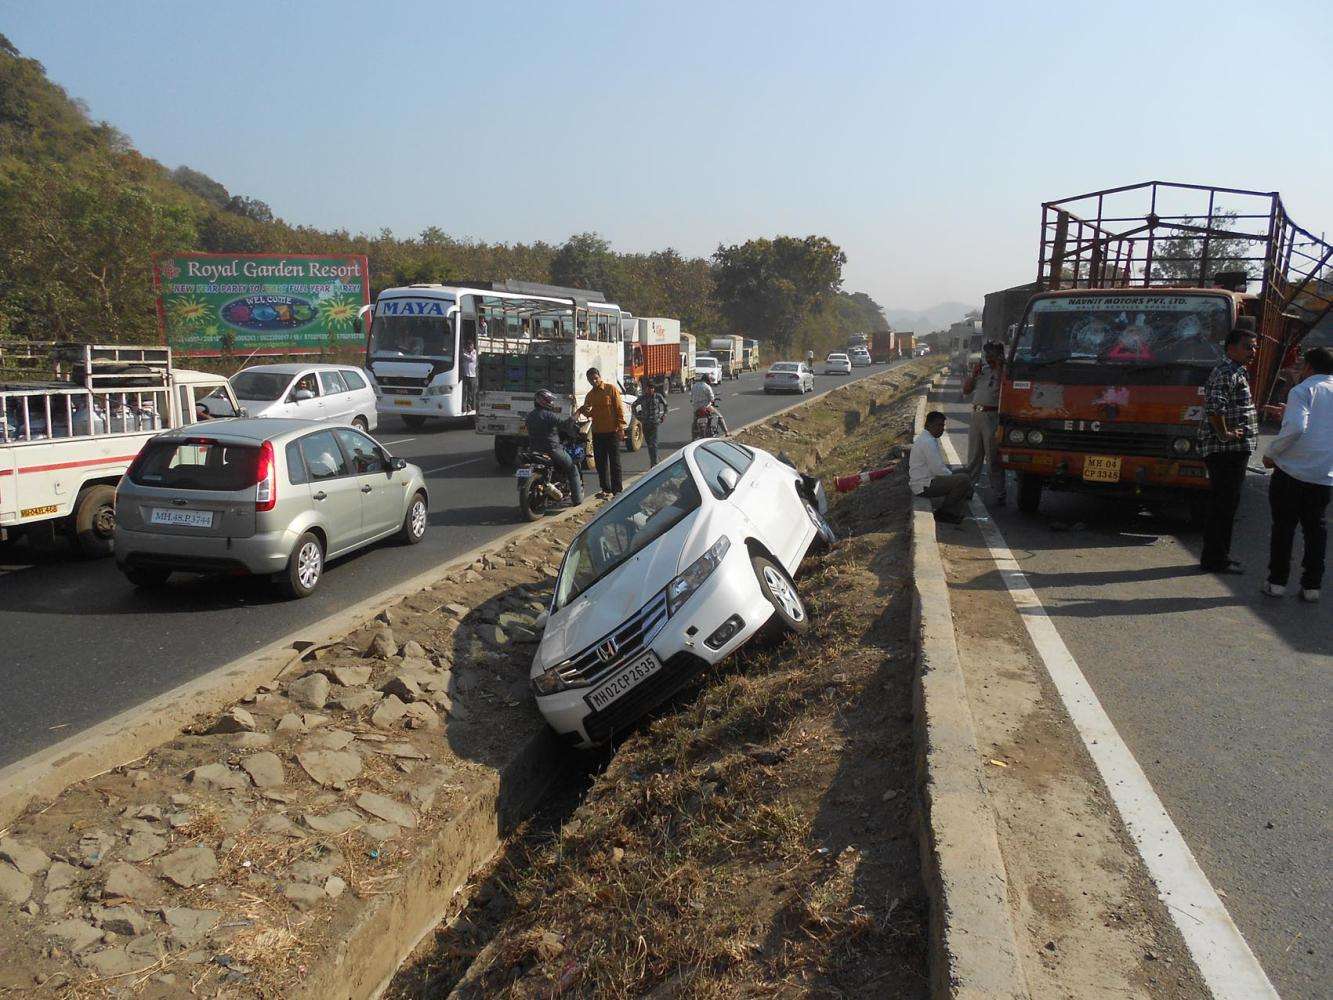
402;415;428;430
1017;474;1042;515
626;420;644;452
494;437;520;468
278;531;324;599
73;485;117;558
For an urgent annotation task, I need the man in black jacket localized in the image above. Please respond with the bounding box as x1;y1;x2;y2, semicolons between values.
525;390;583;505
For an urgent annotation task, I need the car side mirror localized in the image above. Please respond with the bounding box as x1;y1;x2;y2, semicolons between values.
390;457;408;472
534;611;548;630
292;388;314;402
237;406;249;418
717;466;739;495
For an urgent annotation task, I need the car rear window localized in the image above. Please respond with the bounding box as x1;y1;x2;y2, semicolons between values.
129;439;260;491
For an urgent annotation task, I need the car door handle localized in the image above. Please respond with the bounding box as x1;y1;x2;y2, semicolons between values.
361;485;372;493
313;491;327;501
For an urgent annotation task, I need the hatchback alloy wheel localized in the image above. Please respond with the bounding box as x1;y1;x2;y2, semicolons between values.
763;566;804;622
297;539;322;590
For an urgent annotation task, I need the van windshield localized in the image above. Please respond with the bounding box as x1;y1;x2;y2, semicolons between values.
130;439;261;491
230;371;290;401
1014;294;1232;367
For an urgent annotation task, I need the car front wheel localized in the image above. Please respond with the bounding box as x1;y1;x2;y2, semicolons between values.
753;554;808;636
279;531;324;599
398;491;428;543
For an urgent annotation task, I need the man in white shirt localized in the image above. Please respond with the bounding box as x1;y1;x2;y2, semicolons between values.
461;339;479;412
1261;346;1333;602
910;410;973;523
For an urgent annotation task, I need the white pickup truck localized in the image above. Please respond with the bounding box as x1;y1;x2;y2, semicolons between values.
0;342;239;556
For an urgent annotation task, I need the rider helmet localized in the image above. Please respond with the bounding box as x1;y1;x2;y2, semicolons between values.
534;389;558;411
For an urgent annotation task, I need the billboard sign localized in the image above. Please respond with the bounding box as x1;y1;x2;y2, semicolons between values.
154;253;371;355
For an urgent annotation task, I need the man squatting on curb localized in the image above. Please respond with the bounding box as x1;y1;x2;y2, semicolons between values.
910;410;973;524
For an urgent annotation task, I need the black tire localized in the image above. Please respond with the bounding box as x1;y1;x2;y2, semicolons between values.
123;566;170;589
802;497;837;555
352;415;370;432
518;475;549;522
626;420;644;452
278;531;324;599
402;415;428;430
397;491;428;543
72;484;117;558
753;554;808;636
494;437;520;469
1017;473;1042;515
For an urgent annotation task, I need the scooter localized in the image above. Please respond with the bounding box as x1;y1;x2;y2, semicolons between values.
516;434;588;522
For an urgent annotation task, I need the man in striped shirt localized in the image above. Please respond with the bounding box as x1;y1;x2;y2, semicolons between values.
1197;318;1258;574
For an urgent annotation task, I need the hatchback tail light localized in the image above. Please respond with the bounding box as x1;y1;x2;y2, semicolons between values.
255;440;277;511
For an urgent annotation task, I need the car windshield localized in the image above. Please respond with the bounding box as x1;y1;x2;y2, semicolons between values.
370;314;455;367
771;363;799;372
230;371;291;401
554;459;701;610
1014;294;1232;367
129;439;261;491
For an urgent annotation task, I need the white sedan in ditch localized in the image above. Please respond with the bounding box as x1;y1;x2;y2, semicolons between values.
530;439;835;748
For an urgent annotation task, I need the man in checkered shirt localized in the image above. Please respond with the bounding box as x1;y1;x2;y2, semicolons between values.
1198;317;1259;573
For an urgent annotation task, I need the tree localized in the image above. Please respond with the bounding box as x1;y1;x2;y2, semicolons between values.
1149;210;1257;284
171;165;230;208
551;233;621;297
711;236;846;351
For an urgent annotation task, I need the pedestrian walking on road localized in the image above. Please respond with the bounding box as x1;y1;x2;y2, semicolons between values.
1260;345;1333;602
461;339;478;412
963;340;1007;504
1198;318;1259;574
910;410;973;524
578;367;625;496
633;381;668;466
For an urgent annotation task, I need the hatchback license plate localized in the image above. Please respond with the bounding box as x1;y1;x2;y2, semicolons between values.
1082;455;1122;483
149;508;214;528
585;652;662;713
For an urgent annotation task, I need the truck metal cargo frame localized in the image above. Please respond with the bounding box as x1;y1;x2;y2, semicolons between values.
1037;180;1333;406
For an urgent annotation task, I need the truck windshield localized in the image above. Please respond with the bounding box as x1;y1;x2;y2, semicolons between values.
370;315;455;367
1014;295;1231;368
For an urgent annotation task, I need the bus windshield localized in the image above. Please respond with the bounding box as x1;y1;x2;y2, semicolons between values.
369;314;455;367
1014;294;1232;368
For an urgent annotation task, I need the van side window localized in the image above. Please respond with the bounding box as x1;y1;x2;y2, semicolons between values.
285;441;309;484
298;430;349;481
319;371;348;395
341;369;367;391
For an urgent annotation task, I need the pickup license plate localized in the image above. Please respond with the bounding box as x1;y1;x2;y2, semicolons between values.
393;399;413;407
149;508;214;528
1082;455;1122;483
585;652;662;713
515;468;534;479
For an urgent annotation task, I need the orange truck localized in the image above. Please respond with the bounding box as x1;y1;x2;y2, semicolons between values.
1000;181;1332;518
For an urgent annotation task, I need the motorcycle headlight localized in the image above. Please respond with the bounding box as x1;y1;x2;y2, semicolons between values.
667;536;731;616
1027;429;1044;445
1173;437;1192;454
1008;428;1028;444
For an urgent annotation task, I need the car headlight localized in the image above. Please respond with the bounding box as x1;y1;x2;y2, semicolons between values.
532;667;567;696
1027;429;1044;445
667;536;731;616
1008;428;1028;444
1173;437;1193;454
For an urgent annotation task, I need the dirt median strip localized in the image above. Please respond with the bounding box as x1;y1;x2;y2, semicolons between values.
0;360;941;998
909;383;1031;1000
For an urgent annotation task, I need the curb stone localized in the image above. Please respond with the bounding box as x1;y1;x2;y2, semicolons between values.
909;387;1031;999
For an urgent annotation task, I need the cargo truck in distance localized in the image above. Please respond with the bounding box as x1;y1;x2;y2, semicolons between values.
1000;180;1333;519
679;332;697;384
708;336;745;379
623;316;684;393
0;343;239;556
742;338;761;371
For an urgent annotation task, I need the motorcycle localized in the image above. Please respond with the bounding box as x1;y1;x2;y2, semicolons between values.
691;400;727;441
516;434;588;522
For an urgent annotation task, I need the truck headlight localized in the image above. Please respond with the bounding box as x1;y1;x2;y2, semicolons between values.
1172;437;1193;454
667;536;731;616
425;384;454;396
1008;428;1028;444
1027;430;1044;445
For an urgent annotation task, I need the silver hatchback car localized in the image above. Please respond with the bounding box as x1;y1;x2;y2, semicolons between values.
115;418;429;598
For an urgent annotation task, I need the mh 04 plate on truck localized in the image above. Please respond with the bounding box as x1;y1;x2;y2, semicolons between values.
1082;455;1122;483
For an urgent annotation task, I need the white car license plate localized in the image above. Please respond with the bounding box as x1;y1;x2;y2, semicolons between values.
585;652;662;712
149;508;214;528
515;468;534;479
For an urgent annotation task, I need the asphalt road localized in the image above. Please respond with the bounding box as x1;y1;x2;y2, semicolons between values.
932;377;1330;1000
0;361;911;768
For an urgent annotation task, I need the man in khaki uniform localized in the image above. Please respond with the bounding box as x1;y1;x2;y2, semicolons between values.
963;340;1007;504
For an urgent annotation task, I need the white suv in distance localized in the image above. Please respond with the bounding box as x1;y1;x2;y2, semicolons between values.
848;347;872;367
205;364;378;431
824;352;852;375
530;439;834;748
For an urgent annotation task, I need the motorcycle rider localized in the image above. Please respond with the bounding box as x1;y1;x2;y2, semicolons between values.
524;389;583;506
690;375;728;437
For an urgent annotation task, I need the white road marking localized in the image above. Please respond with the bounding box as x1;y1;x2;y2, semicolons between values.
422;456;489;475
380;437;417;446
939;434;1280;1000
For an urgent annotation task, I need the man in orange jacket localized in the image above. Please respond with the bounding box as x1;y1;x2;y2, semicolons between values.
578;367;626;496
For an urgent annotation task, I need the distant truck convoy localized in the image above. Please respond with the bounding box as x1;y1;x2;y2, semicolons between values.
870;331;914;362
998;180;1333;518
708;336;744;379
623;316;683;393
742;338;761;372
0;343;238;555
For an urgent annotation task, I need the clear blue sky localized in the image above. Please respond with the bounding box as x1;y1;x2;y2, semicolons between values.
7;0;1331;315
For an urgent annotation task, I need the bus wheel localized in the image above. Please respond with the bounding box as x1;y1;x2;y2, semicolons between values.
402;415;428;430
1016;474;1042;515
73;484;117;558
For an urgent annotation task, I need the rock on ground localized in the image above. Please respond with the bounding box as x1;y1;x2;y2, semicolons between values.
45;861;80;891
281;881;326;911
102;862;162;903
355;792;417;829
0;836;50;875
92;903;150;936
206;707;256;734
366;629;397;659
370;694;408;729
303;810;363;835
122;830;167;862
0;865;33;904
288;672;331;709
296;749;362;788
323;664;372;687
241;751;286;787
156;846;218;888
160;906;220;945
47;918;103;953
186;762;249;791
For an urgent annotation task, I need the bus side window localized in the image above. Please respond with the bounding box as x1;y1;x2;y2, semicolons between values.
460;295;477;345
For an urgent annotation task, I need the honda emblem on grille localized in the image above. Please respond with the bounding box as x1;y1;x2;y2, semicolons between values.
597;637;620;662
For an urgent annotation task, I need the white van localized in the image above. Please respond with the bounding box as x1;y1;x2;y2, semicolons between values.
213;364;378;431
